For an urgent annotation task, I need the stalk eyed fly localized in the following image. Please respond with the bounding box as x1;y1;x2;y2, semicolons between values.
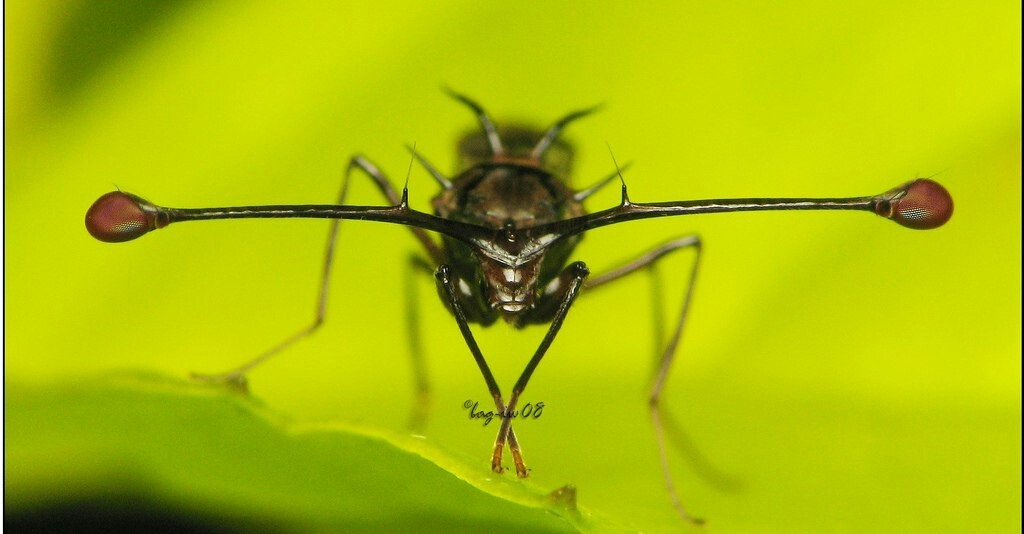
85;92;954;524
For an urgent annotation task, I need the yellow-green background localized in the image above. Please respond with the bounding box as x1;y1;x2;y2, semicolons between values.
5;1;1020;532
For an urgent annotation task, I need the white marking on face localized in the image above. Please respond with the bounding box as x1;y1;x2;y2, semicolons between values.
500;302;528;313
458;278;472;296
544;277;562;295
502;268;521;284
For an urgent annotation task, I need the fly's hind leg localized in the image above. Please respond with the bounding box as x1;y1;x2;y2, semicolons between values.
406;254;436;432
192;156;444;393
585;235;707;525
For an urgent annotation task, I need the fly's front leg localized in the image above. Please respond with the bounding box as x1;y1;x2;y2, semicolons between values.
192;156;443;392
499;261;590;478
434;265;523;474
585;235;705;525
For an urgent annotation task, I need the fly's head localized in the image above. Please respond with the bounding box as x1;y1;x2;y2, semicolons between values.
432;161;585;325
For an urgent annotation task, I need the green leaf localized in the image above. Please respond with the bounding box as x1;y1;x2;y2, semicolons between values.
4;373;619;532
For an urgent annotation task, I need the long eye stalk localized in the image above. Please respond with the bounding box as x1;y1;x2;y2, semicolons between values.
85;191;493;244
537;179;952;241
85;179;952;245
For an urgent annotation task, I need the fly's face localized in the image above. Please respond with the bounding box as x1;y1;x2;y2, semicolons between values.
433;162;585;323
480;255;543;318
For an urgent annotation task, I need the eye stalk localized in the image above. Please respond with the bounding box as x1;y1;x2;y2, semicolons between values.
85;191;166;242
874;179;953;230
85;178;954;246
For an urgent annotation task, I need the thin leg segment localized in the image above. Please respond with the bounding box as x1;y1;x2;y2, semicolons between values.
192;156;444;390
584;235;705;525
445;89;504;156
496;261;590;477
405;254;436;432
434;265;523;474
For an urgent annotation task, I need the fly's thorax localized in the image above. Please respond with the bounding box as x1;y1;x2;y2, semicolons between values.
432;163;584;230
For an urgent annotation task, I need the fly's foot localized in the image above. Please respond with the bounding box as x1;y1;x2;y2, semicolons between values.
491;448;507;474
406;390;431;434
491;459;507;474
190;371;250;394
511;449;529;478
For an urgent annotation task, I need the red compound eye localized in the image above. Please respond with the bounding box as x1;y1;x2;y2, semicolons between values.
877;179;953;230
85;191;159;242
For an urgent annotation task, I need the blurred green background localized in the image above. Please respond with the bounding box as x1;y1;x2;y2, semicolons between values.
5;1;1020;532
